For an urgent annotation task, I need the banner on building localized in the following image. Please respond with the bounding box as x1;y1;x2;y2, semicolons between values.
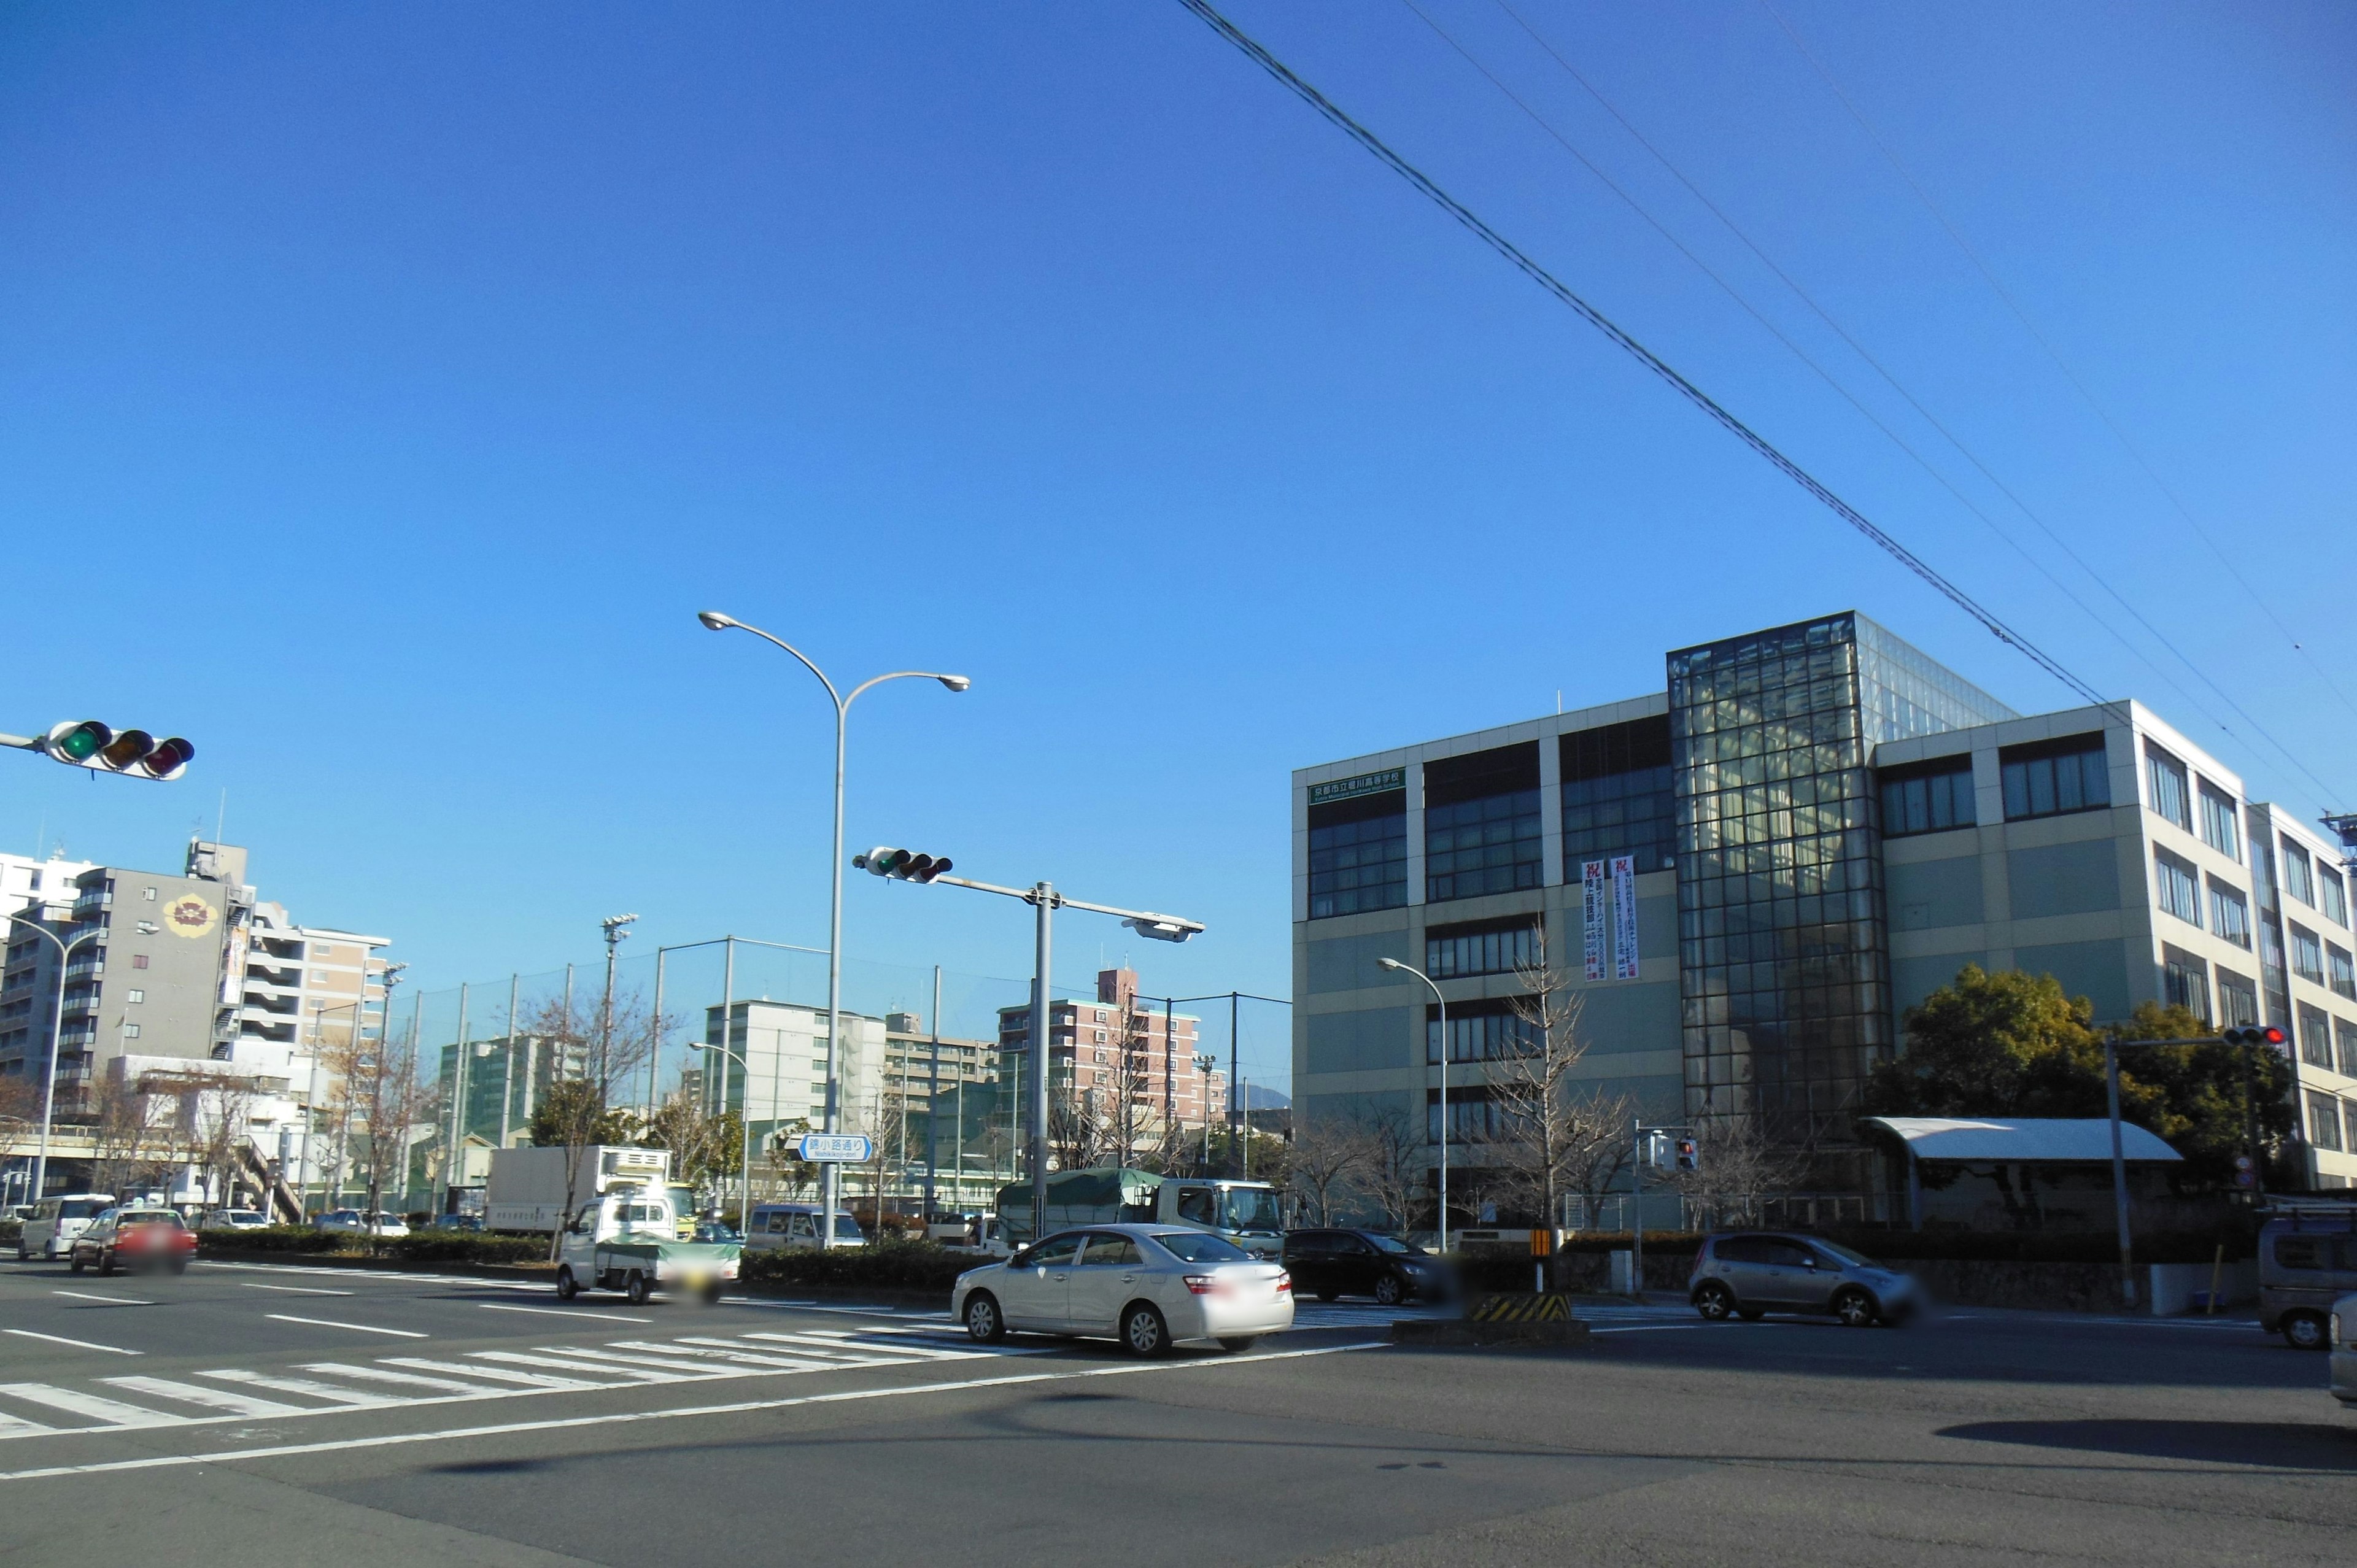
1582;859;1608;981
1611;854;1640;979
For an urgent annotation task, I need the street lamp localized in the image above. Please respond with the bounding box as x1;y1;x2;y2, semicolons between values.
9;904;103;1208
856;848;1202;1245
1377;956;1450;1252
696;611;969;1248
699;1038;757;1236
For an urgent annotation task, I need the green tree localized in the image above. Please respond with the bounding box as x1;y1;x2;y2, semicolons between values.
2100;1000;2296;1186
529;1079;636;1149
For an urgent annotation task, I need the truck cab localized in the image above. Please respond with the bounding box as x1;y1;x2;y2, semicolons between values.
995;1168;1285;1258
1158;1180;1285;1259
554;1186;740;1306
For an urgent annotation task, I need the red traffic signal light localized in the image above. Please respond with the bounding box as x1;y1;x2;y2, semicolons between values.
1673;1137;1699;1172
2221;1025;2286;1048
855;846;952;883
38;720;195;781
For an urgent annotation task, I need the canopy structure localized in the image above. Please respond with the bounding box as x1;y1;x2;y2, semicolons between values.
1860;1116;2182;1164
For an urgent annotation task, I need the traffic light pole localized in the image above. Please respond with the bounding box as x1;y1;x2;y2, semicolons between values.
2098;1030;2277;1310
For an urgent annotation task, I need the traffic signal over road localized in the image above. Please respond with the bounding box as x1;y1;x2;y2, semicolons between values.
854;846;952;882
2221;1025;2288;1047
1673;1137;1699;1172
38;720;196;780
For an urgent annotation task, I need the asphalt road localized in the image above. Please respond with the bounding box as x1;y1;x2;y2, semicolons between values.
1;1256;2350;1567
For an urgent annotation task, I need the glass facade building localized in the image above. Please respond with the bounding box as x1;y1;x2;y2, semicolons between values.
1668;613;2014;1153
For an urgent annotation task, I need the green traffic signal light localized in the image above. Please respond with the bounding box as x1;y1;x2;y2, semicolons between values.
48;720;112;762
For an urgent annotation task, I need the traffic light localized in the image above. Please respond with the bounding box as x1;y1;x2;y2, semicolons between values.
38;720;195;780
855;846;953;882
2222;1025;2288;1048
1673;1137;1699;1172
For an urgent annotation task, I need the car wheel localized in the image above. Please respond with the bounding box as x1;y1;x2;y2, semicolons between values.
1315;1289;1339;1303
168;1257;188;1275
964;1292;1005;1343
1217;1336;1258;1354
68;1253;85;1275
699;1280;724;1307
625;1272;652;1307
555;1266;579;1300
1693;1281;1735;1320
1121;1302;1171;1359
1833;1288;1877;1328
2282;1311;2329;1351
1736;1308;1766;1321
1374;1274;1404;1307
98;1251;117;1276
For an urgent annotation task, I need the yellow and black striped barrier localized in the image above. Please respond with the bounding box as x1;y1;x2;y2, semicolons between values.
1466;1292;1573;1323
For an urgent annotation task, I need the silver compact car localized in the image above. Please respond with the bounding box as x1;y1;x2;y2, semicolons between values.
1689;1232;1919;1326
954;1222;1293;1358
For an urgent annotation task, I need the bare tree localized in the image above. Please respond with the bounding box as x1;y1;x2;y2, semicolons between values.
1668;1112;1809;1229
520;987;659;1259
1557;1086;1638;1230
643;1082;741;1213
1488;932;1592;1237
87;1073;171;1200
1048;992;1161;1174
1285;1114;1372;1227
1355;1105;1425;1237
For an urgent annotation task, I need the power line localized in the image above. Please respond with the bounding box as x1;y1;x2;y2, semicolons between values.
1445;0;2340;808
1175;0;2103;706
1757;0;2357;760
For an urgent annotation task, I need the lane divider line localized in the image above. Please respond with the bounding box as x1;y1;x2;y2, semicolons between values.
0;1340;1389;1483
51;1291;156;1307
1;1329;141;1357
263;1314;428;1340
480;1303;654;1325
240;1283;354;1297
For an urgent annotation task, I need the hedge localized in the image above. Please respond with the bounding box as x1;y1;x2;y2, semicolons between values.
197;1226;349;1253
741;1239;983;1293
195;1227;549;1266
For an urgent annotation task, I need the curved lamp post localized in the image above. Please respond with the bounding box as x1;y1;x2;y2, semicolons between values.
1377;956;1449;1252
696;611;968;1248
10;913;103;1209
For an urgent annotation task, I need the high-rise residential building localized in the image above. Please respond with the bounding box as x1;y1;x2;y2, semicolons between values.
1293;609;2357;1219
1;849;98;1076
997;968;1230;1158
701;999;891;1148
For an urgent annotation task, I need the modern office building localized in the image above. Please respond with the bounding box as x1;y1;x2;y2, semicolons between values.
996;968;1231;1157
1293;610;2357;1219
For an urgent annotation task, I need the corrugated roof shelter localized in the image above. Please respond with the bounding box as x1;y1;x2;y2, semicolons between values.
1861;1117;2183;1164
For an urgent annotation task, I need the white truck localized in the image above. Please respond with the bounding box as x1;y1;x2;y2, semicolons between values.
486;1145;673;1234
555;1186;740;1306
996;1168;1287;1259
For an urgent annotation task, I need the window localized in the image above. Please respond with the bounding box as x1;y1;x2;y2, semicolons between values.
1426;1084;1506;1143
1174;1188;1217;1225
2338;1016;2357;1078
1427;916;1541;979
2217;969;2259;1028
2207;879;2251;949
2198;783;2241;860
1560;717;1676;874
1307;784;1407;919
125;989;144;1004
131;954;148;970
2331;944;2356;1002
141;886;157;902
1878;756;1976;838
2299;1003;2334;1068
2322;868;2349;930
121;1022;139;1039
1424;743;1542;903
2307;1092;2345;1153
2154;849;2201;929
2160;946;2209;1021
2281;839;2315;908
2291;924;2326;985
2000;735;2111;821
2143;743;2189;831
1425;998;1540;1063
1093;1029;1106;1044
1093;1009;1105;1022
1078;1234;1142;1267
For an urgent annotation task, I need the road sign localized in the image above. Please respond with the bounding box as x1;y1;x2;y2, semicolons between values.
790;1132;874;1164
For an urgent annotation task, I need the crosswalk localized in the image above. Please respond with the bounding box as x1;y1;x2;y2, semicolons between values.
0;1326;1032;1443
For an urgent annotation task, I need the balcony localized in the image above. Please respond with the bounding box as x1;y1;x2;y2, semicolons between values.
242;990;303;1016
246;964;302;990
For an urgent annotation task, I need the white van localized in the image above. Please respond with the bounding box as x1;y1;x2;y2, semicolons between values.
744;1202;865;1253
17;1194;117;1261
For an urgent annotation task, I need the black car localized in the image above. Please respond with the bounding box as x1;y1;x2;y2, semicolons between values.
1282;1229;1446;1305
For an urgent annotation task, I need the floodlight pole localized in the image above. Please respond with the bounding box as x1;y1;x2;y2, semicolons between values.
9;910;101;1208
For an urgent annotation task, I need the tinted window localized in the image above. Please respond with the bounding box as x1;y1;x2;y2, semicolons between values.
2000;736;2110;821
1762;1240;1816;1269
1015;1234;1083;1269
1713;1237;1769;1264
1175;1188;1217;1225
2273;1235;2330;1271
1285;1232;1334;1256
1151;1231;1251;1262
1078;1234;1141;1266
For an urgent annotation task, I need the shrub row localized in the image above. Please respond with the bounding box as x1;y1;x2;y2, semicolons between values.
740;1239;981;1292
195;1227;549;1266
197;1226;347;1253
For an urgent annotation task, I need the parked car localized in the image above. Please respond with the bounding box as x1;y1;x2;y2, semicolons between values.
953;1223;1293;1356
422;1215;486;1233
201;1208;271;1231
2329;1292;2356;1413
314;1208;411;1238
69;1207;198;1275
1689;1232;1919;1326
744;1202;865;1252
16;1194;116;1261
2256;1210;2356;1351
692;1221;743;1245
1282;1228;1447;1305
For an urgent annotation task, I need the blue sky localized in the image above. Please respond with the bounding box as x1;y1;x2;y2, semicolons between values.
3;2;2351;1074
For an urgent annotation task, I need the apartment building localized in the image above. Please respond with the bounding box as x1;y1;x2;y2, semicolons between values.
996;968;1231;1151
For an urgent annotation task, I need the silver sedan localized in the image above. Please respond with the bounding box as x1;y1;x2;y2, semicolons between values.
953;1222;1294;1357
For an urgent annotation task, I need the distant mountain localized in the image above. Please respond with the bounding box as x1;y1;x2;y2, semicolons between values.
1238;1083;1290;1111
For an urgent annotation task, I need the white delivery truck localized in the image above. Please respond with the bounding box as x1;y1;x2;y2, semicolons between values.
555;1186;740;1306
486;1145;673;1234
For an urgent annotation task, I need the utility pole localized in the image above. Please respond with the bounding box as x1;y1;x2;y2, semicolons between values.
924;965;942;1226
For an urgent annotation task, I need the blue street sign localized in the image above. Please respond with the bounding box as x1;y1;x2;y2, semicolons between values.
791;1132;874;1164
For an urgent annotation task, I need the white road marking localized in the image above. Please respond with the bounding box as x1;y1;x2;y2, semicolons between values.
51;1290;155;1307
0;1341;1389;1481
241;1283;354;1297
0;1384;180;1429
0;1412;58;1440
2;1329;141;1356
382;1357;608;1391
481;1303;654;1325
467;1350;685;1382
749;1330;970;1361
264;1313;428;1339
606;1340;840;1371
198;1369;400;1407
298;1363;503;1396
103;1377;306;1417
509;1345;713;1377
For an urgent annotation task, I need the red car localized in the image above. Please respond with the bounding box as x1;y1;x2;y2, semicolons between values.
69;1207;198;1275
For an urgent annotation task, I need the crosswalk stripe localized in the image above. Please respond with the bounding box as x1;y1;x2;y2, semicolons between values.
382;1358;609;1391
101;1378;306;1418
0;1411;61;1440
605;1340;840;1371
514;1346;712;1378
197;1370;400;1408
467;1351;683;1383
745;1331;973;1361
0;1384;180;1429
295;1364;500;1396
